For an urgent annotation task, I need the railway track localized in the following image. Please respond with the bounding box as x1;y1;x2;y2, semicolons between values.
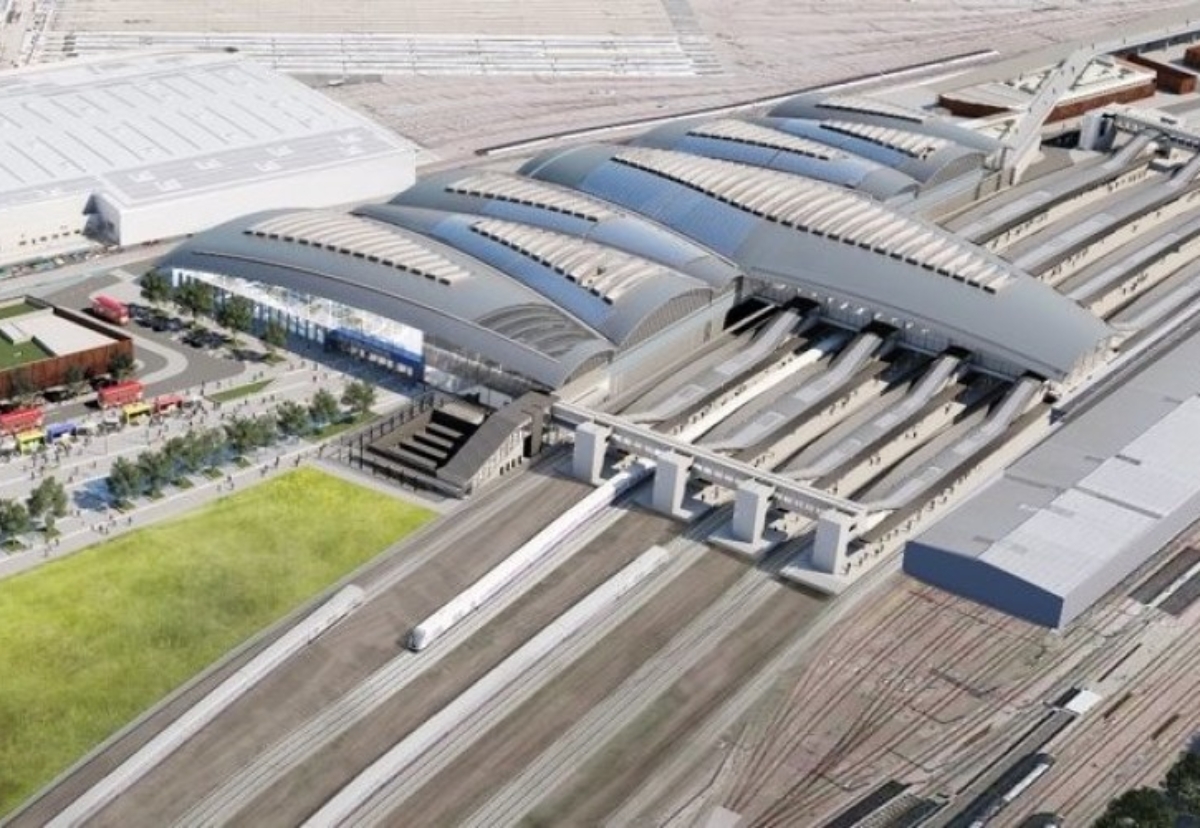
1001;607;1200;823
358;510;739;826
457;509;792;826
171;480;630;827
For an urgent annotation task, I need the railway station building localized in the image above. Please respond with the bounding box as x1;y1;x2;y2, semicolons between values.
160;71;1200;627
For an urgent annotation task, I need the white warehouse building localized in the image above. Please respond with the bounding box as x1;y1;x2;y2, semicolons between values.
0;51;416;266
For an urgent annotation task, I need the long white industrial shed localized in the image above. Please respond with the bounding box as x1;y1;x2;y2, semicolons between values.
0;51;415;263
906;329;1200;629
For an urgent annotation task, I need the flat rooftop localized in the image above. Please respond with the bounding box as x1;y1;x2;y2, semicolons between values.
0;51;414;210
907;327;1200;627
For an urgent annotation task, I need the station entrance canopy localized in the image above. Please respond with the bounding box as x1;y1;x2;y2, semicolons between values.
170;267;425;373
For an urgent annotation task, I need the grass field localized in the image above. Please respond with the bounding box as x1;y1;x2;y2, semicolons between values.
208;379;273;403
0;302;39;321
0;338;49;370
0;468;434;816
310;412;378;442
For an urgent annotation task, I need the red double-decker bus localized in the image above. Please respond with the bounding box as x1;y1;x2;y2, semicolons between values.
91;295;129;325
0;407;44;435
97;380;143;409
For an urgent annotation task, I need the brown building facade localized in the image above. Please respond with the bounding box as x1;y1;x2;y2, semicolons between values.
0;299;133;401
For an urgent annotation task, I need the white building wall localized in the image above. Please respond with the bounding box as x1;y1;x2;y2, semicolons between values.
97;152;416;247
0;194;92;265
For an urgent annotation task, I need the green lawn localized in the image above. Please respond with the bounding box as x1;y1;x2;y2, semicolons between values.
0;302;39;321
0;337;49;370
309;412;379;442
207;379;273;403
0;468;434;816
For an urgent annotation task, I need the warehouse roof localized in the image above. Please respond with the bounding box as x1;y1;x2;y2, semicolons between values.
522;141;1112;380
906;328;1200;628
0;51;413;211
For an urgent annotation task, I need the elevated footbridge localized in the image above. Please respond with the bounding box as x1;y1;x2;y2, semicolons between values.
1105;105;1200;153
556;400;865;521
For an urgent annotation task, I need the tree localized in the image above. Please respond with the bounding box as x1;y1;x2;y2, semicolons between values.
108;352;135;381
1166;751;1200;814
63;364;87;397
1095;788;1174;828
217;295;255;345
174;280;215;321
309;388;341;426
172;433;204;475
8;369;36;404
0;500;31;538
263;319;287;356
224;416;260;458
196;427;227;470
341;380;376;419
27;476;68;532
276;400;311;437
161;436;189;478
251;413;278;448
140;269;174;307
107;457;143;503
137;450;174;497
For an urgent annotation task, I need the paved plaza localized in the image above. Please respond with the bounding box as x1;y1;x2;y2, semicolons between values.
0;268;436;584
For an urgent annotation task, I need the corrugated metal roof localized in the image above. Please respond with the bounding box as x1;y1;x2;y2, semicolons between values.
907;328;1200;626
613;146;1011;291
247;212;471;285
687;119;845;160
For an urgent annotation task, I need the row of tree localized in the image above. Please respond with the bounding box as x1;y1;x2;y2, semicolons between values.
0;477;68;539
1096;750;1200;827
140;271;288;355
106;384;376;502
4;353;135;407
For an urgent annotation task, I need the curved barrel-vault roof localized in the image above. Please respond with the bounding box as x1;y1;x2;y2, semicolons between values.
627;117;920;200
390;169;741;290
358;203;714;348
520;142;1113;380
165;104;1114;388
161;209;616;389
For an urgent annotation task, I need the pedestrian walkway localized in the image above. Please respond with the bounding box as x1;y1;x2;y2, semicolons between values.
0;350;425;582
